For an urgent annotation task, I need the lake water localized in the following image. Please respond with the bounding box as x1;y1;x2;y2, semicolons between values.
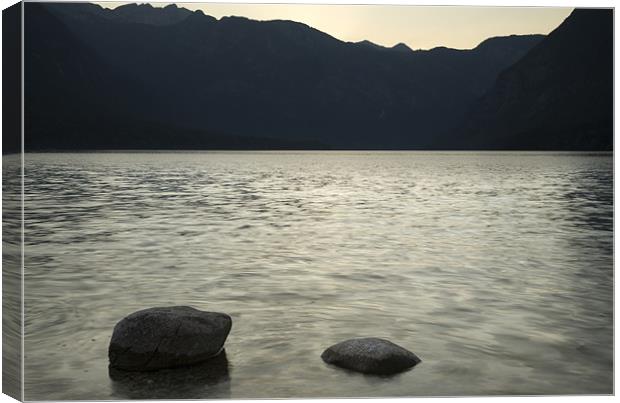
14;151;613;399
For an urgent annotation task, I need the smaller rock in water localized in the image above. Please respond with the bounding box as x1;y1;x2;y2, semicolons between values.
321;337;420;374
109;306;232;371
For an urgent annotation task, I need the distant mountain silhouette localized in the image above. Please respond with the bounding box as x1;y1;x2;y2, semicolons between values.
25;3;605;150
453;9;613;150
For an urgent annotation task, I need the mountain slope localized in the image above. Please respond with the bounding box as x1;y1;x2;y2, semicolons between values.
455;8;613;150
24;3;325;150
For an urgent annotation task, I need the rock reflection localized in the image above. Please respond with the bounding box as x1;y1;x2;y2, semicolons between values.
109;351;231;399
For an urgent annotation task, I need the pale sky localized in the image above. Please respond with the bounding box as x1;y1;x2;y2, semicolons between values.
95;2;573;50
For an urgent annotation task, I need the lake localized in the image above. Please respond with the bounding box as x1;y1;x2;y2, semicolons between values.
11;151;614;399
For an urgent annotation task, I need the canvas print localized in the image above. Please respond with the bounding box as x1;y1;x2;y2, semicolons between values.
1;0;614;400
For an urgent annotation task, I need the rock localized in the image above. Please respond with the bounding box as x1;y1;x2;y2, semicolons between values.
109;306;232;371
321;337;420;374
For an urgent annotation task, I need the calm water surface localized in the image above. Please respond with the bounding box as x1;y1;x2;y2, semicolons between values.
19;151;613;399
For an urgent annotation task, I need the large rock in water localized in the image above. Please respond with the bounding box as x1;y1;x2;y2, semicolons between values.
109;306;232;371
321;338;420;374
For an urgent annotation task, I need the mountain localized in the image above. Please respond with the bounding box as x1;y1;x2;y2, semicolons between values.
25;2;545;150
24;3;325;150
454;9;613;150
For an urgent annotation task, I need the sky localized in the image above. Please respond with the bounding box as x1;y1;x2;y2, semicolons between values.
95;2;573;50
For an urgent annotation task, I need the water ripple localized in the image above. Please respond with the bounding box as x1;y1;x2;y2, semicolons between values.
21;151;612;399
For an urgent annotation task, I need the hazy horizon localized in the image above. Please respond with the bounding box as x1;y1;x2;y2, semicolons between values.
93;1;573;50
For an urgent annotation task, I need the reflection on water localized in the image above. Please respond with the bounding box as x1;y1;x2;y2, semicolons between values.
109;350;230;399
23;152;612;399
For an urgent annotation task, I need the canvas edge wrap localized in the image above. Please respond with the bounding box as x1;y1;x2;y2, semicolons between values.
3;1;24;401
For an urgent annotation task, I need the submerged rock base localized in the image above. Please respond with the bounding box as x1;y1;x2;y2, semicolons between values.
109;350;231;399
